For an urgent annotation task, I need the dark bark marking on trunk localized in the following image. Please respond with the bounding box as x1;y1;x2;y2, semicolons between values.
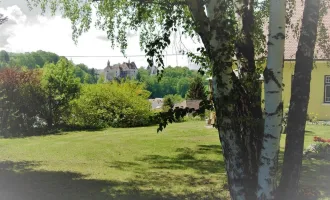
277;0;321;199
265;102;283;117
263;68;282;88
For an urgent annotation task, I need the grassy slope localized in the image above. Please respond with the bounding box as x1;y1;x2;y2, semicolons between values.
0;121;329;199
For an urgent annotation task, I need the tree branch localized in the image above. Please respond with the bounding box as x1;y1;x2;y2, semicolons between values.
186;0;210;50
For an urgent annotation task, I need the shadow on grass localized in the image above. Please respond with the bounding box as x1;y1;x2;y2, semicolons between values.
301;159;330;199
107;161;140;170
0;161;111;200
140;145;225;174
0;148;226;200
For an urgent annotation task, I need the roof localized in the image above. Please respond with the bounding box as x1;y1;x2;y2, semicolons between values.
174;100;202;110
111;64;121;70
281;0;330;60
120;63;130;71
104;61;138;71
127;62;137;70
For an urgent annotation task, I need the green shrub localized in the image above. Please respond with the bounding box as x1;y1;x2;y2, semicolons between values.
68;81;153;129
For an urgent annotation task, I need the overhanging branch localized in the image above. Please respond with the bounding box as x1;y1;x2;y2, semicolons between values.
186;0;210;51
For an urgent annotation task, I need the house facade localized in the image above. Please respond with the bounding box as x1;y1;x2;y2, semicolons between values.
104;60;138;81
282;62;330;121
279;0;330;121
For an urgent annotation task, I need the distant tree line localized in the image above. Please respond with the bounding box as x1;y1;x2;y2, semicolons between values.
137;66;208;98
0;50;98;84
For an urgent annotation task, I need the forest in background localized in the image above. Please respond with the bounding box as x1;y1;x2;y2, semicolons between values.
0;50;207;98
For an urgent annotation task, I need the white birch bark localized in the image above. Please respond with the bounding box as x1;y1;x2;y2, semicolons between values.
257;0;286;199
207;1;246;199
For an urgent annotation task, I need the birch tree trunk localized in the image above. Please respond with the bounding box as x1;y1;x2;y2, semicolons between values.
277;0;321;199
202;1;263;199
206;2;246;199
257;0;285;199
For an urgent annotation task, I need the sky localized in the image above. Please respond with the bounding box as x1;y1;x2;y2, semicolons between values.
0;0;202;69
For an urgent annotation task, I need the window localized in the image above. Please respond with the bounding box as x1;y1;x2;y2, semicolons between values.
325;75;330;103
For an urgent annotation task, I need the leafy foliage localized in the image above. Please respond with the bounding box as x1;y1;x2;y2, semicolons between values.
0;50;99;84
186;76;207;100
137;66;206;98
68;81;153;129
74;63;98;84
41;58;81;128
0;59;154;136
0;50;60;69
0;68;45;137
155;99;213;132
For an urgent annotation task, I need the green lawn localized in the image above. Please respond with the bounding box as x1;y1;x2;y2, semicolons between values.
0;121;329;200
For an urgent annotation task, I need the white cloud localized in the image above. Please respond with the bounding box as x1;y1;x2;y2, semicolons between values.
0;3;203;69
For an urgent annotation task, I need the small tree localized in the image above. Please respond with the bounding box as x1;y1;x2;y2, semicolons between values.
186;76;207;100
42;58;81;128
162;96;175;112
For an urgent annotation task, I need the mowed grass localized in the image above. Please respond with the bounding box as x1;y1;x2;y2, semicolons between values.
0;121;329;200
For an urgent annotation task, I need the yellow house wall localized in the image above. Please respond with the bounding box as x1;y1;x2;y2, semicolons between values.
280;61;330;121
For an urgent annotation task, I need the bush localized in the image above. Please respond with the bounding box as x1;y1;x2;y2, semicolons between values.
303;136;330;160
0;68;47;137
68;81;154;129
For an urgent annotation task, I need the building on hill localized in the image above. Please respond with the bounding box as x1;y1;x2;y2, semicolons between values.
104;60;138;81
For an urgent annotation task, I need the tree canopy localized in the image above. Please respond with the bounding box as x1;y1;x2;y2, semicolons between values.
186;75;207;100
0;50;98;84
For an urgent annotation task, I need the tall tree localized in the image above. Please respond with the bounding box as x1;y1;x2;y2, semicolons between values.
278;0;322;199
186;76;207;100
